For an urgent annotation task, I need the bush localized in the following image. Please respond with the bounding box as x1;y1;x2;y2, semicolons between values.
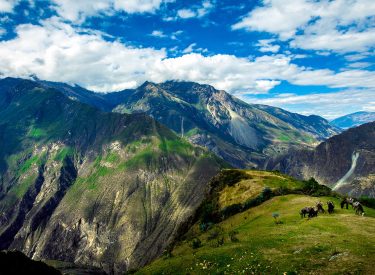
216;237;224;246
228;230;239;242
359;197;375;209
302;177;332;196
207;226;223;241
220;203;242;219
191;238;202;249
262;187;273;200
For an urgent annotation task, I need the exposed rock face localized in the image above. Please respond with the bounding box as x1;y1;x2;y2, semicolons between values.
0;78;222;273
267;122;375;198
109;81;339;168
331;111;375;129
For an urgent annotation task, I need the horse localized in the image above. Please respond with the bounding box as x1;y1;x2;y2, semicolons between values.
327;201;335;214
353;201;365;216
316;201;325;213
300;207;311;218
308;207;318;218
340;197;355;209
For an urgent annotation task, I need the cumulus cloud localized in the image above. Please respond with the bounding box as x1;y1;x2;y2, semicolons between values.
0;18;166;91
247;89;375;119
0;0;19;13
50;0;173;22
1;19;375;94
232;0;375;53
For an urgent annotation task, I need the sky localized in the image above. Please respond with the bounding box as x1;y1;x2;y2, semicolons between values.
0;0;374;119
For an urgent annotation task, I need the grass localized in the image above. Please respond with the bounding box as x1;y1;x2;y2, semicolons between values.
137;195;375;275
217;170;304;209
11;175;37;198
54;147;74;162
28;127;47;138
136;170;375;274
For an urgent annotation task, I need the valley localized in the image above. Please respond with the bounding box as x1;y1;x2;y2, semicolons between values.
0;77;374;274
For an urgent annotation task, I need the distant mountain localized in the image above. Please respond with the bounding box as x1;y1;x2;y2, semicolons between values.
12;79;340;168
331;111;375;129
37;80;115;111
110;81;340;168
267;122;375;197
0;78;222;273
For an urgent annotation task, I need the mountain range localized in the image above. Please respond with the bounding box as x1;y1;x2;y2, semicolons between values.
39;79;340;168
267;121;375;197
0;77;374;274
331;111;375;129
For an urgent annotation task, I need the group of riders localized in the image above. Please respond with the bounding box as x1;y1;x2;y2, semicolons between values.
300;198;365;219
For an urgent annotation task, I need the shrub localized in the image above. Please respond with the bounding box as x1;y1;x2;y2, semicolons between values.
228;230;239;242
220;203;242;219
207;226;223;241
217;237;224;246
359;197;375;209
191;238;202;249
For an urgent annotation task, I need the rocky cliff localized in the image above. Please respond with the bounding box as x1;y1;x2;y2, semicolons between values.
267;122;375;197
0;78;222;273
110;81;339;168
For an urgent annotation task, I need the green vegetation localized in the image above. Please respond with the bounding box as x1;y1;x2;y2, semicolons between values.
137;170;375;275
28;127;47;138
159;138;194;156
11;175;37;198
54;147;74;162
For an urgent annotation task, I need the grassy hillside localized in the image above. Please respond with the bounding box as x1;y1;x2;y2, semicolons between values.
137;171;375;275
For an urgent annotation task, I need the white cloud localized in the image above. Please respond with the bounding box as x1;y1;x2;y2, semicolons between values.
347;62;372;69
1;19;375;95
175;0;214;20
233;0;375;53
182;43;196;53
51;0;173;22
256;39;280;53
232;0;314;39
0;0;19;13
150;30;167;38
247;89;375;119
177;9;196;19
0;18;166;91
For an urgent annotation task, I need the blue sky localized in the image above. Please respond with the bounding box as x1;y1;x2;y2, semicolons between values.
0;0;374;119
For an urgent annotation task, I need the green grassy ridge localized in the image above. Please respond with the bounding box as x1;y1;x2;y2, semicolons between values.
136;170;375;274
137;194;375;275
64;137;206;203
197;170;332;226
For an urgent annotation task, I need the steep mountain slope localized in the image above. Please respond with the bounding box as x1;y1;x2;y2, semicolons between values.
111;81;339;168
0;78;222;273
267;122;375;197
37;80;115;112
331;111;375;129
137;170;375;274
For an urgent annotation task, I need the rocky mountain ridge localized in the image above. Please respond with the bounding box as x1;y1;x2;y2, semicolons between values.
267;121;375;197
331;111;375;129
0;77;222;273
